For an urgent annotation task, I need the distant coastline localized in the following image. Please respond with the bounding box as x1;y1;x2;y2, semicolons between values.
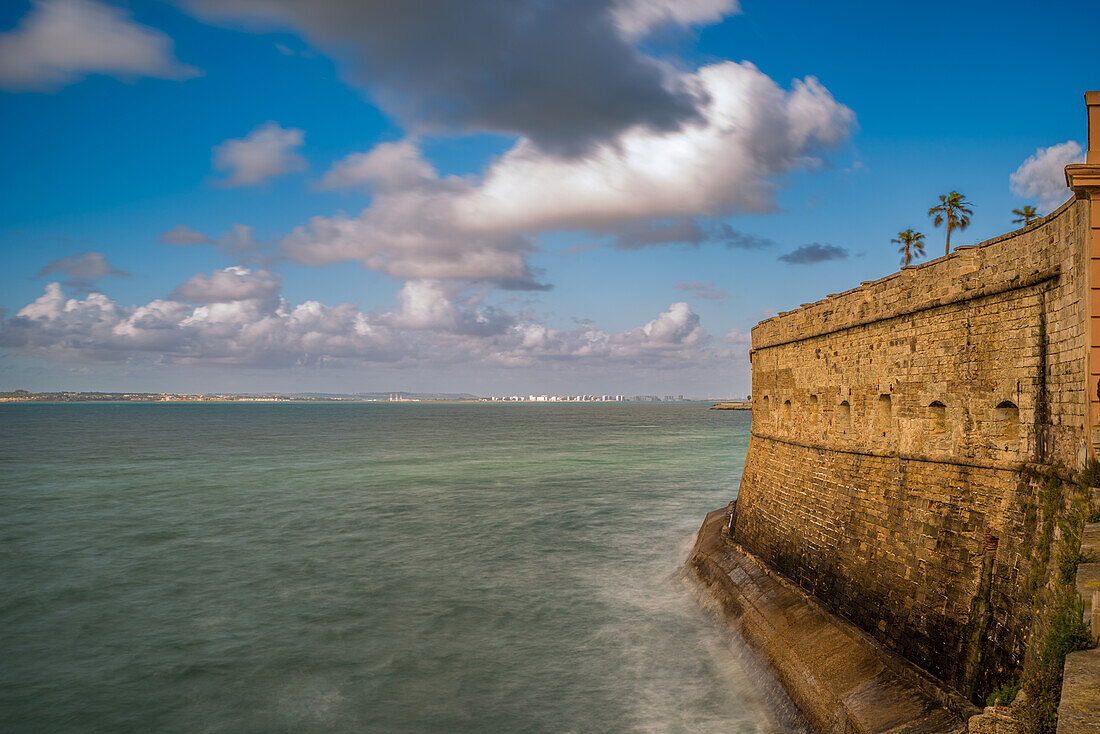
0;390;476;404
1;390;744;405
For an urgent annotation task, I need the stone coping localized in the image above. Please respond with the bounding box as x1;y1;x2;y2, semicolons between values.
1057;650;1100;733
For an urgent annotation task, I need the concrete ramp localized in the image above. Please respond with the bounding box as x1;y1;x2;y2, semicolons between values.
686;507;977;734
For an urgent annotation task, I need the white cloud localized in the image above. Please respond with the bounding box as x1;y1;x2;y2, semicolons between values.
611;0;739;40
1010;140;1083;212
171;266;281;304
282;178;541;284
36;251;129;288
724;328;750;344
159;223;270;266
159;224;211;246
317;140;437;192
213;122;307;187
675;280;729;300
384;279;516;336
290;61;853;286
387;279;458;329
492;301;708;367
305;144;541;283
210;224;265;259
1;280;722;372
0;0;199;92
454;62;854;232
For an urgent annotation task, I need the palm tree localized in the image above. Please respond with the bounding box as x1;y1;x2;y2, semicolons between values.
928;191;973;256
1012;205;1038;226
893;229;926;267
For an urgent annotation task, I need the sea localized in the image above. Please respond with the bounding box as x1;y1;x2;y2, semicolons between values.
0;402;800;733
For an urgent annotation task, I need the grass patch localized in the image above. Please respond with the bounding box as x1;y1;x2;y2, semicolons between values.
1021;585;1093;733
1016;463;1097;733
986;680;1020;706
1077;457;1100;488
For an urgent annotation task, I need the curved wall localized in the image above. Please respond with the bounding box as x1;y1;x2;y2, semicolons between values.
732;198;1091;696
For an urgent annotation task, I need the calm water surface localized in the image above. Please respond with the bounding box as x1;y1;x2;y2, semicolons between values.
1;402;791;733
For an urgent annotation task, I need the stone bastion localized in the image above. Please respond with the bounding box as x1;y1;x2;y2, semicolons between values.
689;92;1100;732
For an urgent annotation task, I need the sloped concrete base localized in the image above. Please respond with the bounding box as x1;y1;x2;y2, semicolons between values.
686;507;978;734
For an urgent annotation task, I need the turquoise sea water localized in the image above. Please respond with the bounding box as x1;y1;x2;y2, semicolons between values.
1;402;793;733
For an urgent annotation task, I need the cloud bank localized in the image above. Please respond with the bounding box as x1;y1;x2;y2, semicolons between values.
452;63;854;231
180;0;742;155
0;274;731;371
1010;141;1083;212
171;266;281;304
0;0;199;92
287;62;852;286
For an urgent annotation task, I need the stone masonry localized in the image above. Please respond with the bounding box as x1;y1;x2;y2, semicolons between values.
730;93;1100;708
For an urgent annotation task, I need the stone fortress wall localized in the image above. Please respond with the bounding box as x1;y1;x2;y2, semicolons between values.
734;197;1090;697
730;91;1100;707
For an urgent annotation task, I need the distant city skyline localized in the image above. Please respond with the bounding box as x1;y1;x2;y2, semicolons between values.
1;389;746;403
1;0;1097;395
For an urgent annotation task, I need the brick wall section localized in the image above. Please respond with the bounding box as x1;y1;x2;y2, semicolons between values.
732;198;1091;698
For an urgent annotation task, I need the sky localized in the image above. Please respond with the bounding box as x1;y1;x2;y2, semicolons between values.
1;0;1097;397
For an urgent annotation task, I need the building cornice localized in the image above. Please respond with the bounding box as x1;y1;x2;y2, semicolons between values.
1065;163;1100;193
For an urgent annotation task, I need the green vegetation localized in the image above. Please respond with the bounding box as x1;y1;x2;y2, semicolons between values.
892;228;926;267
986;680;1020;706
1014;462;1098;733
1013;205;1039;226
1078;457;1100;487
928;190;973;256
1020;468;1062;598
1022;585;1092;732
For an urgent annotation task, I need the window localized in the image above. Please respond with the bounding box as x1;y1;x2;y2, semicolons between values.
876;394;892;430
995;401;1020;441
928;401;946;435
808;395;819;424
783;399;792;422
760;395;769;415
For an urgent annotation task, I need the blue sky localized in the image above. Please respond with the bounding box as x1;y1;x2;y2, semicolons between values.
1;0;1096;397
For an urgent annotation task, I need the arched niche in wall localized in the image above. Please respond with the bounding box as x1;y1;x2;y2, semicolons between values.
783;399;792;423
837;400;851;430
995;400;1020;441
760;395;770;417
876;394;892;431
808;395;819;424
928;401;947;435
